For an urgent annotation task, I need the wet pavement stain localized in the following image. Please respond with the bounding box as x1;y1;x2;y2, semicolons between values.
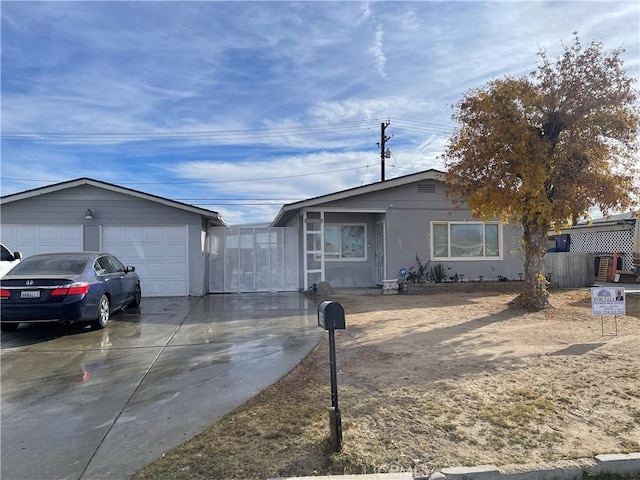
1;293;322;480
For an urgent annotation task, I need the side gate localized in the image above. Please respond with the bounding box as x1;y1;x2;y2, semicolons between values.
207;227;299;293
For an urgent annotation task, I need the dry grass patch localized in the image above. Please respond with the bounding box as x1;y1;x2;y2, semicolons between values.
130;289;640;480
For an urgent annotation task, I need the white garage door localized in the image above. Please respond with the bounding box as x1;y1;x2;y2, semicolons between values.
102;226;189;297
1;225;83;257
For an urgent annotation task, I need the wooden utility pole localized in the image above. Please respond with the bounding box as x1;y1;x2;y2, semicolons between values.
379;120;391;181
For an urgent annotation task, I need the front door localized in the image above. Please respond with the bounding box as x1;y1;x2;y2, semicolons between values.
375;221;385;284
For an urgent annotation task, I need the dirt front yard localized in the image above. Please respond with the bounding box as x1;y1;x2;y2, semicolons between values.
131;288;640;480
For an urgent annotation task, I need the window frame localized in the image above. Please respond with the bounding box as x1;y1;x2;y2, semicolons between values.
95;256;116;275
430;221;503;261
323;223;367;262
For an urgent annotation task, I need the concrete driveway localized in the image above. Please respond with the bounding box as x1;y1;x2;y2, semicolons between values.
1;293;322;480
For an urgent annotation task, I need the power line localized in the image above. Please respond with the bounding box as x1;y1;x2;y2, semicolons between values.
1;119;381;143
389;117;456;134
1;118;457;143
0;164;377;186
3;119;374;137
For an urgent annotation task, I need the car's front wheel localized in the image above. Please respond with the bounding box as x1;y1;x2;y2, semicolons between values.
91;295;110;330
0;323;19;332
128;284;141;308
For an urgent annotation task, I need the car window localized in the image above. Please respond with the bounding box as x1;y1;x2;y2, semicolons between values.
96;256;117;274
94;259;107;275
107;255;126;273
1;245;13;262
10;257;87;275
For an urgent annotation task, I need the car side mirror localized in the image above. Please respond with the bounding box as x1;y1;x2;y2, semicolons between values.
126;266;136;273
13;252;22;260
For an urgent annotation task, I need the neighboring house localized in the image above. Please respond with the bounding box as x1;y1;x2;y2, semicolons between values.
551;211;640;281
0;178;226;297
271;169;525;290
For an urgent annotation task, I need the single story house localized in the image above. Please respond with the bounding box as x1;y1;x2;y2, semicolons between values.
1;170;528;295
271;169;525;290
0;178;227;297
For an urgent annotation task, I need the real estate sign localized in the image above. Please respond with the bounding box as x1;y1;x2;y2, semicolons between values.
591;287;626;316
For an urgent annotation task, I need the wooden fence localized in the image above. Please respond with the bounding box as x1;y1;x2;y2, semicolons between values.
545;252;595;288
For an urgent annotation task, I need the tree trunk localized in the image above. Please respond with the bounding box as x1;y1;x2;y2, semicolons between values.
513;219;550;310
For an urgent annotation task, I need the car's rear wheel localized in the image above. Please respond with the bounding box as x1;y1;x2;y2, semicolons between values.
128;284;141;308
91;295;110;330
0;323;19;332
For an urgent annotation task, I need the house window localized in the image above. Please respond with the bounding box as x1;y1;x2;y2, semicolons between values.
324;224;366;260
432;221;501;260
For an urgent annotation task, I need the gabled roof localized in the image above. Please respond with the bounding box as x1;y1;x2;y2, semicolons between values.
1;177;227;226
271;169;445;226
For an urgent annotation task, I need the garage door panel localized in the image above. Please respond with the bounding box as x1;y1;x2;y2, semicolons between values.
106;245;126;258
146;245;170;258
124;226;146;240
1;225;82;257
103;227;125;242
147;262;187;276
15;226;39;242
142;280;188;297
122;245;146;260
38;244;71;254
143;281;165;296
168;280;187;292
9;225;39;242
41;226;62;241
166;229;188;242
102;226;188;297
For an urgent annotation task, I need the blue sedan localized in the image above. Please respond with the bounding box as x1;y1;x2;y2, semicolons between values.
0;252;141;332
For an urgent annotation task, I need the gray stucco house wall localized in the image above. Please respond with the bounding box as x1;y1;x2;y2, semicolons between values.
272;169;524;289
0;178;226;297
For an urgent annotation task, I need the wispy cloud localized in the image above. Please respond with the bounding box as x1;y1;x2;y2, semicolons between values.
1;1;638;224
372;24;387;77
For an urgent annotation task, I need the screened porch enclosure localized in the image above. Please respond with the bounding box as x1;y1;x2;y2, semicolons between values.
207;227;299;293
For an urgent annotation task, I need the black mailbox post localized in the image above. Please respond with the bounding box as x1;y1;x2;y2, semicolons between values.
317;300;345;452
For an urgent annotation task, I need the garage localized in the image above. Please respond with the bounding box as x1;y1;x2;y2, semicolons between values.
102;226;189;297
0;178;226;297
1;225;82;257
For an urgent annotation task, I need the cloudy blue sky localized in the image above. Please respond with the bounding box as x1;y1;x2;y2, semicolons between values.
2;1;638;225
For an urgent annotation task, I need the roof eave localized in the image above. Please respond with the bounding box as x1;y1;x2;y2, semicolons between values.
1;177;227;226
272;169;445;225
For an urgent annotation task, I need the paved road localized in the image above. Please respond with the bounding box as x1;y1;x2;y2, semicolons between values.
1;293;322;480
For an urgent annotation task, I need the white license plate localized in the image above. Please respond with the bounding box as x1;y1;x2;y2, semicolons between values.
21;290;40;299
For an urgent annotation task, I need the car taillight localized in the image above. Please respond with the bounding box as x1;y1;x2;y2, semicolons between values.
0;289;10;298
69;283;90;295
51;282;90;296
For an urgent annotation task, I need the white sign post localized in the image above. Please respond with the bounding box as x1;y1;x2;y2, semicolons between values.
591;287;625;336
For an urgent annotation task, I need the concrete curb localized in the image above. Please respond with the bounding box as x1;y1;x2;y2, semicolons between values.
425;452;640;480
269;474;413;480
272;452;640;480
